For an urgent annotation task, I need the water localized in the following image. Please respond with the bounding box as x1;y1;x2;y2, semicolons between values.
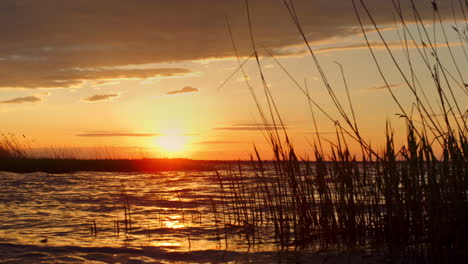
0;169;383;263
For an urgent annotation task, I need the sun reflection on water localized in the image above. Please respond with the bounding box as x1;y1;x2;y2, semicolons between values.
153;242;181;247
163;215;185;229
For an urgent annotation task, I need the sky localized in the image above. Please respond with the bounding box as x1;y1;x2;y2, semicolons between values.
1;0;467;160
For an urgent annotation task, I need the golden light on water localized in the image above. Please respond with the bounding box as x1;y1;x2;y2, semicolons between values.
154;242;181;247
163;215;185;229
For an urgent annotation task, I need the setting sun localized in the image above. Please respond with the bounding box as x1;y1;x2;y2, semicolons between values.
155;135;188;155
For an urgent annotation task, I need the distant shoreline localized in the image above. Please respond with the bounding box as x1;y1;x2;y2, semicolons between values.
0;158;235;173
0;158;439;174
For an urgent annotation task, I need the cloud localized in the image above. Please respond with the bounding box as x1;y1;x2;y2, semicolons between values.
195;140;241;145
307;131;341;135
0;67;192;89
420;111;468;120
0;0;453;89
0;95;42;104
82;93;120;102
214;123;287;131
76;132;160;137
360;83;404;92
91;80;120;87
166;86;199;95
270;41;464;57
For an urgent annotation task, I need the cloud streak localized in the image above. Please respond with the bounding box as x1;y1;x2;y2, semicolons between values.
82;93;120;102
360;83;404;92
270;41;464;57
307;131;342;135
166;86;199;95
0;67;192;89
214;123;287;131
195;140;241;145
0;96;42;104
76;132;160;137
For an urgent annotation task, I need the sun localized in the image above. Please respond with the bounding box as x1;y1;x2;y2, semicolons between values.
154;134;188;155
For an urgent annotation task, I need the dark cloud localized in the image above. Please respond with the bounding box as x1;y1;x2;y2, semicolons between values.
76;132;160;137
0;95;42;104
166;86;199;95
360;83;404;92
82;93;120;102
214;123;287;131
0;0;449;89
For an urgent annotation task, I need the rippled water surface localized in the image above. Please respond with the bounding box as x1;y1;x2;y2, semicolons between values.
0;169;263;263
0;169;382;263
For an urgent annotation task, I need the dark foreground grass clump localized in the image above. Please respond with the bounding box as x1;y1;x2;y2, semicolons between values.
218;129;467;262
216;0;468;262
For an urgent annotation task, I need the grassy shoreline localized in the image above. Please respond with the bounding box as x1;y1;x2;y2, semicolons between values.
0;158;229;173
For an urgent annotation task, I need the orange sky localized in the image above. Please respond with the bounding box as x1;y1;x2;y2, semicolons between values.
0;0;466;160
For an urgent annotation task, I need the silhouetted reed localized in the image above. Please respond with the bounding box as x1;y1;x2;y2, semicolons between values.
90;219;98;237
0;133;30;159
120;182;132;235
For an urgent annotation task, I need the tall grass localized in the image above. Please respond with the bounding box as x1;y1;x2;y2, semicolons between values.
0;133;151;160
0;133;31;159
218;0;468;262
